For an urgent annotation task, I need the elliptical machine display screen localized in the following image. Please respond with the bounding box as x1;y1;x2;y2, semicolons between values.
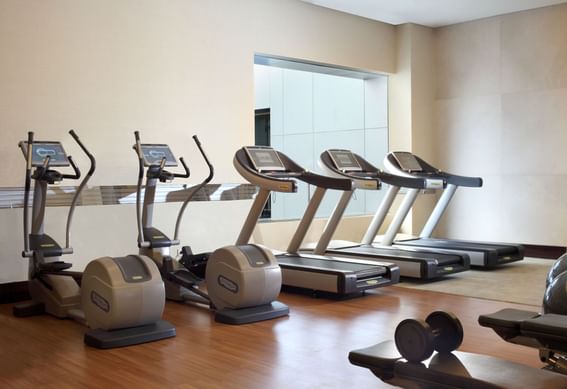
393;152;423;173
20;141;70;167
327;150;362;172
140;144;178;167
244;146;286;172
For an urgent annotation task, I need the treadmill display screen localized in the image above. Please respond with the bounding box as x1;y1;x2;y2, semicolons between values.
393;152;422;172
140;144;178;167
244;147;286;172
21;141;70;167
327;150;362;172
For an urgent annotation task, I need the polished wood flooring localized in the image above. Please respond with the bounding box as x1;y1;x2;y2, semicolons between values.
0;285;545;388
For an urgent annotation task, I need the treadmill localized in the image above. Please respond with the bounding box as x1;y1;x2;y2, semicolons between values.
384;151;524;268
233;145;400;295
303;149;470;280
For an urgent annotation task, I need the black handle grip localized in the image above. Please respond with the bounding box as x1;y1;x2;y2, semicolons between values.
133;130;144;161
445;174;483;188
42;155;51;169
68;129;96;176
192;134;201;146
25;132;34;169
192;135;214;180
173;157;190;178
302;171;352;191
62;156;81;180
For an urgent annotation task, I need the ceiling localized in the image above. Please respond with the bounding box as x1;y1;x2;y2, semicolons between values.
301;0;567;27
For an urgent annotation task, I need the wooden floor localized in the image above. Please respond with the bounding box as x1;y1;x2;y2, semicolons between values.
0;286;545;389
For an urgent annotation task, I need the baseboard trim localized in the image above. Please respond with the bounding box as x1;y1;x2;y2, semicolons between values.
0;281;29;304
1;245;564;303
523;244;566;259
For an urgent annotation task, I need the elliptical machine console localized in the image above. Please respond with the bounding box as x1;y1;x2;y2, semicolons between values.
133;131;288;324
14;130;175;348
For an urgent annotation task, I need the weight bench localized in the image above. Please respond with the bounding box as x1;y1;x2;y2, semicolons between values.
349;339;567;388
479;308;567;373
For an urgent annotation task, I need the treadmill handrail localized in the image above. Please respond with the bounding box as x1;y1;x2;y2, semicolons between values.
233;149;297;193
380;171;429;189
444;172;482;188
320;150;428;190
234;147;352;192
300;171;352;191
387;152;482;188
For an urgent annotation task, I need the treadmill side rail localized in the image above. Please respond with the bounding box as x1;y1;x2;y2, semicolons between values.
278;254;399;294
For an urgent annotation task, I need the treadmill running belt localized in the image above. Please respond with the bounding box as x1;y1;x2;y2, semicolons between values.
332;246;463;266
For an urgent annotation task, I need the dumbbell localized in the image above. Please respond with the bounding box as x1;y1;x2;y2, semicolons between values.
394;311;464;363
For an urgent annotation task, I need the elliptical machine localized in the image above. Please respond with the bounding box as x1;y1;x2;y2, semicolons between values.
133;131;288;324
13;130;175;348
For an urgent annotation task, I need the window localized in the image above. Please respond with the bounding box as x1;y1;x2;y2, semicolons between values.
254;55;388;220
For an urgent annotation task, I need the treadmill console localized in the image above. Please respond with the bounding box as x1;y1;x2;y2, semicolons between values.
140;144;178;167
244;146;286;172
393;152;422;173
327;150;363;172
20;141;70;167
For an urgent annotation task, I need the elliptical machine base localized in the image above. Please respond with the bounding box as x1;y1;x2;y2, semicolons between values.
215;300;289;325
206;244;289;324
84;319;176;349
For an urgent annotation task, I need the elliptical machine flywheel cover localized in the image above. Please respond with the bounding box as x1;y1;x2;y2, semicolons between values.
205;244;282;311
81;255;165;330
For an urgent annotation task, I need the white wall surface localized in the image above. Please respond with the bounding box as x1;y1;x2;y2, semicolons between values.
0;0;396;283
434;3;567;245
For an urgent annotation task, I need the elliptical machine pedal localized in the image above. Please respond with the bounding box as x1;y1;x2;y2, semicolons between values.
179;246;208;279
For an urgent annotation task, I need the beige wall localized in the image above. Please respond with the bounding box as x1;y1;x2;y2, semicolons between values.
0;0;396;187
6;0;560;284
388;23;437;233
0;0;398;282
434;3;567;246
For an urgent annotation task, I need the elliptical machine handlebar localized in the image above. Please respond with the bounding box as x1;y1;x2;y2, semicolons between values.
174;135;214;241
21;129;95;257
22;131;34;256
133;131;195;248
69;129;96;175
134;130;150;248
173;157;190;178
65;129;96;250
192;135;214;182
61;156;80;180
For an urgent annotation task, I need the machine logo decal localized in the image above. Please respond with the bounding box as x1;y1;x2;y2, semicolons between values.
218;275;238;294
91;291;110;312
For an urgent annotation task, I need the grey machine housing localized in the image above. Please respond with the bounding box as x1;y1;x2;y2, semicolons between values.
14;130;175;349
133;132;288;325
